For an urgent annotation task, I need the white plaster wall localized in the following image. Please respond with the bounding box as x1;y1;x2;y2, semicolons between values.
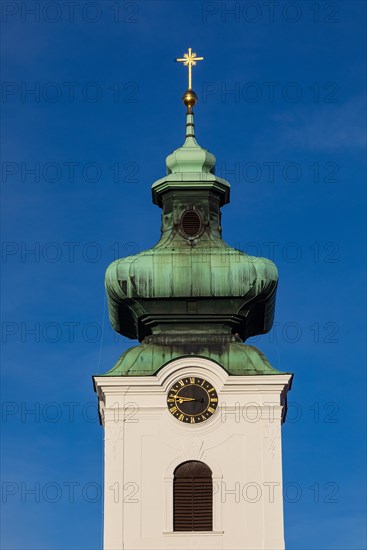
94;357;292;550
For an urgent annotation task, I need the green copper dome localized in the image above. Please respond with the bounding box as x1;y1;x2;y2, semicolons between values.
166;113;216;175
105;241;277;342
104;340;283;377
102;83;281;376
152;111;230;207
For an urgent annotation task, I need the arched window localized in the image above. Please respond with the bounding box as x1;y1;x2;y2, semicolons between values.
173;460;213;531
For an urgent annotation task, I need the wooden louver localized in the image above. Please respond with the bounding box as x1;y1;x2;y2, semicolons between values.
173;461;213;531
180;209;202;237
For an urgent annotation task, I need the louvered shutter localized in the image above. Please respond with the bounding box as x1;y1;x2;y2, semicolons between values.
173;461;213;531
180;210;202;237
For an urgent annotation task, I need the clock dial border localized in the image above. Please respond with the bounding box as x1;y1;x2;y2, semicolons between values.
167;376;218;424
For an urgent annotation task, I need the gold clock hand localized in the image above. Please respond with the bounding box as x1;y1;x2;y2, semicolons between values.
175;396;196;403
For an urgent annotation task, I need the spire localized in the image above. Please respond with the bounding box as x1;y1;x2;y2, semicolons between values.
166;92;216;175
151;48;230;207
165;57;216;175
182;89;197;140
104;49;278;352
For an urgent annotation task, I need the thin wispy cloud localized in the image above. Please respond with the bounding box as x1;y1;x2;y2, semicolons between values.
269;96;366;152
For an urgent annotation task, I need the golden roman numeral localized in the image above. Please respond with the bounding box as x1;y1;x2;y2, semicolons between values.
190;417;195;424
208;407;215;413
178;380;184;387
190;377;195;384
208;388;215;393
178;414;185;421
170;406;178;414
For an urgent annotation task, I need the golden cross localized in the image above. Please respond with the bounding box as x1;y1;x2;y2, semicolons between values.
176;48;204;90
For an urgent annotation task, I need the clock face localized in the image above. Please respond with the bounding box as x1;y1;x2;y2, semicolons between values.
167;377;218;424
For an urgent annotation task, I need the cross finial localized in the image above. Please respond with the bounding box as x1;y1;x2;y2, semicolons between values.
176;48;204;90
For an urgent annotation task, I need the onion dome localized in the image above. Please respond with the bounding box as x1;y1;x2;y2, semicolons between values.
105;85;278;345
166;91;216;175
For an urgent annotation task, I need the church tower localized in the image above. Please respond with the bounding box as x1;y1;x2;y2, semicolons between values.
93;50;292;550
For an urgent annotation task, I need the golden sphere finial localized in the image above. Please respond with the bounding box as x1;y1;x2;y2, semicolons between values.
182;89;198;112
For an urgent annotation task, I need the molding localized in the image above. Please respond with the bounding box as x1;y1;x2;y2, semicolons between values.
94;357;292;397
163;531;224;536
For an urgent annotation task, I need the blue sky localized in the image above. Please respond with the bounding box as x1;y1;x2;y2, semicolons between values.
1;1;366;548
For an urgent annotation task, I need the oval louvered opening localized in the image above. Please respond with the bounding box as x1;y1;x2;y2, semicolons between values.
173;461;213;532
180;209;202;238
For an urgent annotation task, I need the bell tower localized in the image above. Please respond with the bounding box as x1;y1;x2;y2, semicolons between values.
94;50;292;550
